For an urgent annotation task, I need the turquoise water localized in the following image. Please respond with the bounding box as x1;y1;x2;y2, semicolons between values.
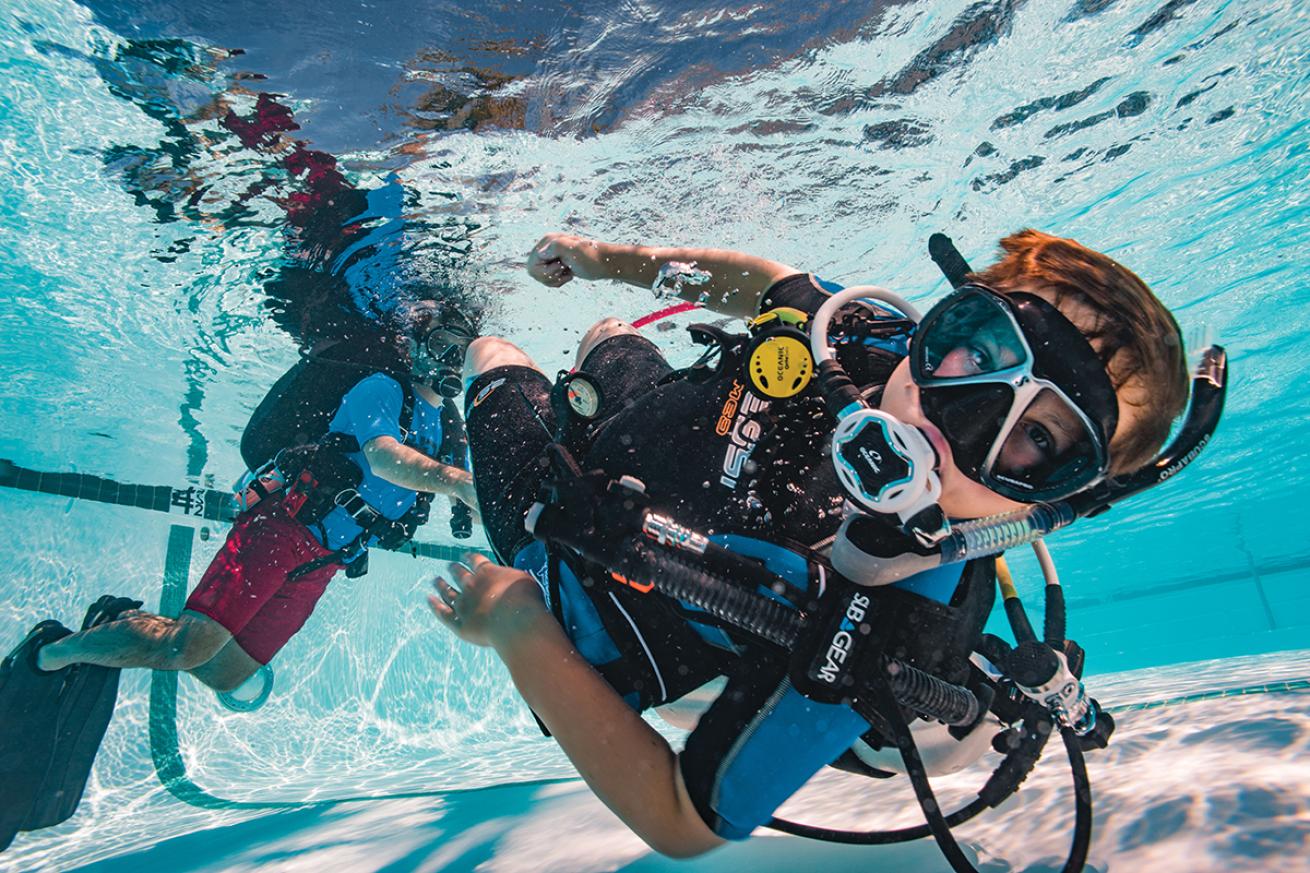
1;0;1308;869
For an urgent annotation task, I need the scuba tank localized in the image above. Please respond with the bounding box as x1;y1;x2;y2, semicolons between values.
240;332;406;473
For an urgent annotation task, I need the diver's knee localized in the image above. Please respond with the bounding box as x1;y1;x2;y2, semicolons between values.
463;336;540;381
576;318;637;367
213;662;275;711
204;665;257;693
168;617;230;670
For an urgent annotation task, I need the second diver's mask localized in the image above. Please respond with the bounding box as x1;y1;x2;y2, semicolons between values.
412;317;476;399
910;284;1118;504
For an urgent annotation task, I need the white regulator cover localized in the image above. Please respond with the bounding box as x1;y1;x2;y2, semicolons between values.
831;408;942;519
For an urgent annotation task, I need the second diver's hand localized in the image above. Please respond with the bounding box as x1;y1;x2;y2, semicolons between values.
526;232;798;319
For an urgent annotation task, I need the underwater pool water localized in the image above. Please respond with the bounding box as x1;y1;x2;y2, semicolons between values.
1;0;1307;869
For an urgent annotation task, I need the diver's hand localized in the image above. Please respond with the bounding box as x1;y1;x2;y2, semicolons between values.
527;233;610;287
428;553;546;647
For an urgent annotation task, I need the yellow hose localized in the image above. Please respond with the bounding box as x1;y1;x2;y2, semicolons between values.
996;555;1019;600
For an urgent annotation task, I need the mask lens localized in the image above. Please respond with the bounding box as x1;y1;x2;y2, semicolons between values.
916;291;1029;381
988;387;1105;499
918;382;1014;478
424;326;472;366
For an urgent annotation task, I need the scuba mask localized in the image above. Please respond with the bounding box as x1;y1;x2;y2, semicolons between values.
812;277;1120;549
910;285;1117;503
412;319;476;399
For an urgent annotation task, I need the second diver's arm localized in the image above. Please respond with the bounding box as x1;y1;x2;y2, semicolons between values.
527;232;798;319
363;436;477;507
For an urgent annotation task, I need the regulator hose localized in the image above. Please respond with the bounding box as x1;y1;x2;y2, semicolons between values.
611;537;802;648
771;713;1093;873
613;537;981;726
884;658;980;728
1062;725;1094;873
769;704;1055;846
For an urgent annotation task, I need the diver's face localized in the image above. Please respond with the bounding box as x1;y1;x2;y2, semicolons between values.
408;335;468;399
932;343;1096;476
407;337;442;384
878;286;1124;519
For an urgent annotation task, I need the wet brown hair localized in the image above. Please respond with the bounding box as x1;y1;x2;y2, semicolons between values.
969;229;1189;473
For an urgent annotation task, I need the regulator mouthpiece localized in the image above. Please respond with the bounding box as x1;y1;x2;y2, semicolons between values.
831;408;947;544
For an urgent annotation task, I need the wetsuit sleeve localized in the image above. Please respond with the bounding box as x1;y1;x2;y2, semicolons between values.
328;373;406;446
758;273;843;318
678;663;870;840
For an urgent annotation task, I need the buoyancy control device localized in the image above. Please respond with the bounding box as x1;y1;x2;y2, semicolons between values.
236;337;440;575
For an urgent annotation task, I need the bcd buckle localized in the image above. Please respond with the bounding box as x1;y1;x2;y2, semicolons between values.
334;489;383;527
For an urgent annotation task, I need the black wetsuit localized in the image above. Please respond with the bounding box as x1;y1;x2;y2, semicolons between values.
464;274;989;839
467;274;911;558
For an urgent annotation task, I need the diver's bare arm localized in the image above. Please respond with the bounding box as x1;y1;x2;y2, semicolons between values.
494;609;724;858
528;233;797;318
363;436;477;506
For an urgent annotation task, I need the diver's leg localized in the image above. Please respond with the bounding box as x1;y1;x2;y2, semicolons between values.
574;317;641;369
37;609;230;672
192;553;339;692
463;336;541;385
463;356;557;561
575;320;674;410
187;637;262;692
40;504;318;674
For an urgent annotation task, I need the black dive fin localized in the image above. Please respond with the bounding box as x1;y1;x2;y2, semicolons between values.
0;620;73;852
21;596;142;832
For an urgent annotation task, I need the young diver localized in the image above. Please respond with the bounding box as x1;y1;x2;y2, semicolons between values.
429;229;1221;865
0;305;477;848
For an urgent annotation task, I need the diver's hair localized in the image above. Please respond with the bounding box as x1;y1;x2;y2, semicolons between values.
968;229;1189;473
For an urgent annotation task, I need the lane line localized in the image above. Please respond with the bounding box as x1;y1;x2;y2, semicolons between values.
0;458;490;563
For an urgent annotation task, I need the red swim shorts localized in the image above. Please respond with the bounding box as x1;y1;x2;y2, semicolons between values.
184;502;342;664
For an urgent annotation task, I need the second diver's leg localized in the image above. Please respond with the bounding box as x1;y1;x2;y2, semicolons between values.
463;335;542;387
462;338;558;561
187;637;262;692
574;317;640;369
37;609;231;673
574;319;674;410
